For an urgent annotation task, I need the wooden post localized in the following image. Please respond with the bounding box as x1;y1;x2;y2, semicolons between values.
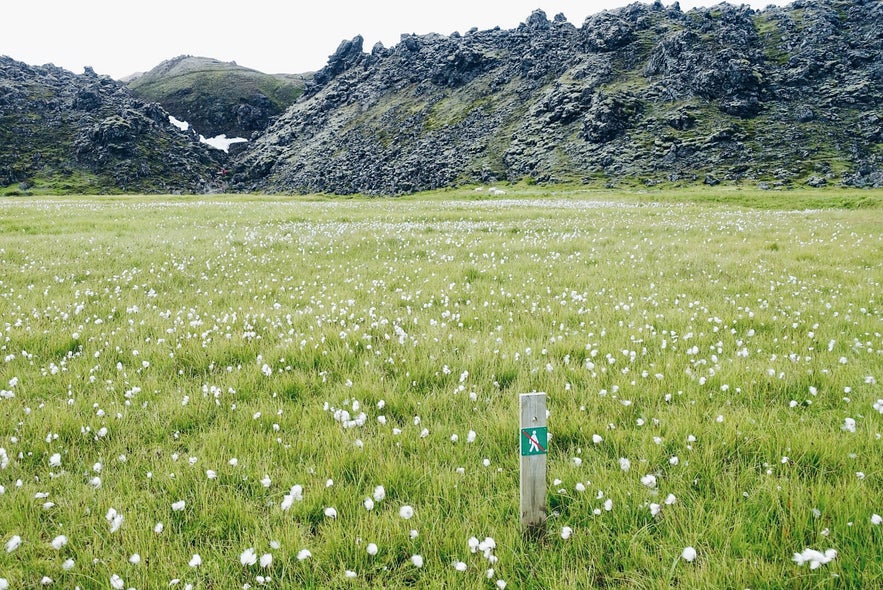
520;392;547;536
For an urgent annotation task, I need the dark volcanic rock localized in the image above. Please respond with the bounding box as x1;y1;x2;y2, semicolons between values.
0;56;221;192
230;0;883;194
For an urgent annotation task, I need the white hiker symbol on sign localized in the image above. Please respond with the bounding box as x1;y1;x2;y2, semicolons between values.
528;430;541;453
520;426;547;456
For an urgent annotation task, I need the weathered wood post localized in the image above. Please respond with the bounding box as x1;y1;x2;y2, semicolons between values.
520;392;547;536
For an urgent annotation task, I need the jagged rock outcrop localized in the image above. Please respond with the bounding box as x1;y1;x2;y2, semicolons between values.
232;0;883;194
0;57;222;193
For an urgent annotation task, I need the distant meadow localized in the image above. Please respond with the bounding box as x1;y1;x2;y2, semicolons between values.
0;189;880;589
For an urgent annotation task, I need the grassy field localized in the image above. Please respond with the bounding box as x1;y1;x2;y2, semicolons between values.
0;188;881;589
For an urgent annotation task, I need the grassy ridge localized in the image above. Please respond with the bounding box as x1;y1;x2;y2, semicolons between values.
0;189;880;588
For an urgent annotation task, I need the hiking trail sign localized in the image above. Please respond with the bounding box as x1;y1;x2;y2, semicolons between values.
519;392;547;535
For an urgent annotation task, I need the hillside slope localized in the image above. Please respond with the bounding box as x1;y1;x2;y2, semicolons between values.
231;0;883;194
127;56;310;139
0;57;222;194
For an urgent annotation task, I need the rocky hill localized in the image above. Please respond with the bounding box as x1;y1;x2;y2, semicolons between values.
231;0;883;194
0;57;222;194
127;56;310;140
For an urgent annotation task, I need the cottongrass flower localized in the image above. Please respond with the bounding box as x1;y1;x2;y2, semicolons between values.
793;548;837;569
640;474;658;488
399;505;414;519
681;547;697;562
50;535;68;550
344;570;357;578
62;558;74;570
453;560;467;571
154;522;164;534
40;577;52;586
496;580;507;589
189;554;202;567
0;578;7;590
373;485;386;502
106;508;123;533
110;574;125;589
206;469;217;479
129;553;141;565
842;418;856;433
5;535;22;553
366;543;378;556
49;453;61;468
260;553;273;568
619;458;631;472
324;507;338;519
281;484;304;511
872;514;882;526
240;547;258;566
363;497;375;511
172;500;186;511
561;526;573;539
468;536;480;553
261;475;272;488
411;554;424;568
296;549;312;561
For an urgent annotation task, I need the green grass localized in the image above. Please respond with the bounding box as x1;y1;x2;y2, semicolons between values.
0;189;881;588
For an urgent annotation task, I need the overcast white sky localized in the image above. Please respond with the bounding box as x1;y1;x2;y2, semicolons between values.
5;0;786;79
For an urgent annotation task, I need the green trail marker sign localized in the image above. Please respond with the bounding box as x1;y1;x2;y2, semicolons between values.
520;427;548;456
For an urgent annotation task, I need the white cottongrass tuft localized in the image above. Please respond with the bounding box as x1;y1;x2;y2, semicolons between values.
619;457;631;472
842;418;857;433
792;548;837;569
62;558;75;570
281;484;303;511
172;500;186;511
640;474;658;488
0;578;8;590
410;554;424;568
561;526;573;539
872;514;882;526
260;553;272;568
681;546;697;562
366;543;378;556
129;553;141;564
106;508;123;533
453;560;467;571
50;535;68;550
345;570;357;578
399;505;415;519
324;507;338;519
296;549;312;561
364;497;375;511
49;453;62;468
110;574;125;589
189;554;202;567
5;535;22;553
240;547;258;566
373;485;386;502
154;522;164;534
